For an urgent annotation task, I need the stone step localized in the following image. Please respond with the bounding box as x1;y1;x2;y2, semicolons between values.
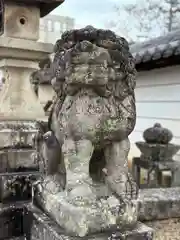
0;149;38;172
0;171;40;204
0;128;36;149
26;204;154;240
138;187;180;221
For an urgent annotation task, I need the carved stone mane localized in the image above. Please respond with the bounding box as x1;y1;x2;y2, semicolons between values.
48;26;137;142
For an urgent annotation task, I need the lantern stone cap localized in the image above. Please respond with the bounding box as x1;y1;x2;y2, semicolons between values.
143;122;173;144
0;37;53;61
5;0;65;17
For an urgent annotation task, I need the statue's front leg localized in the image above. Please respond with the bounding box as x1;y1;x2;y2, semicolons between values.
104;138;130;197
35;131;66;194
104;138;138;225
62;139;95;201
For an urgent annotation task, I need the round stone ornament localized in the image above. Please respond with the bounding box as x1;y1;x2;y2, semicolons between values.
143;123;173;144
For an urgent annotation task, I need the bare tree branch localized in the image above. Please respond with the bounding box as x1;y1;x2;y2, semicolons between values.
108;0;180;41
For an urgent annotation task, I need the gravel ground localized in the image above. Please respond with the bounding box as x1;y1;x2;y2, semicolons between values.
146;219;180;240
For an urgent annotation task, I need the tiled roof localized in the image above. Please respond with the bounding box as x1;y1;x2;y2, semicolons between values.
130;30;180;65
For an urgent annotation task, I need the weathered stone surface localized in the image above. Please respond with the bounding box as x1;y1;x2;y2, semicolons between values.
133;123;180;188
28;204;154;240
135;142;180;162
0;36;52;121
0;149;38;172
0;121;37;148
0;36;53;60
143;123;173;145
138;187;180;221
0;203;25;239
33;26;139;237
0;172;40;203
34;184;138;237
0;62;46;121
3;1;40;40
0;130;36;149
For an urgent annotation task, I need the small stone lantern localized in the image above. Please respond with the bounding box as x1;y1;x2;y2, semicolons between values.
132;123;180;188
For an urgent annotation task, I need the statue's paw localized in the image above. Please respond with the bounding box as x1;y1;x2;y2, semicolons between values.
116;200;138;226
41;175;64;195
67;184;96;205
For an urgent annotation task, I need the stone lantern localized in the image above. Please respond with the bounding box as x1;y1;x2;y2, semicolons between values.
0;0;64;147
132;123;180;188
0;1;64;238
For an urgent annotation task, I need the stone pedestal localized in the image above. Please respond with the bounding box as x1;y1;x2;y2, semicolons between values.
138;187;180;221
33;184;138;237
27;204;154;240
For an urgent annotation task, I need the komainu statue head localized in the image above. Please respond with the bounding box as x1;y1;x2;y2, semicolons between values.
49;26;137;140
34;26;138;237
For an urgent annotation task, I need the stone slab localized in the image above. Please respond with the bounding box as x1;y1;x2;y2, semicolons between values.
0;130;36;148
138;187;180;221
0;121;37;148
0;149;38;172
0;37;53;61
27;204;154;240
0;171;40;203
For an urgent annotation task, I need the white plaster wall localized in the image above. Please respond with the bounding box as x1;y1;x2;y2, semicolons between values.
37;65;180;162
129;65;180;161
39;15;75;44
38;85;54;107
0;71;3;90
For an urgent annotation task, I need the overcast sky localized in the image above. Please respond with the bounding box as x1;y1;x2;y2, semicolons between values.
52;0;134;29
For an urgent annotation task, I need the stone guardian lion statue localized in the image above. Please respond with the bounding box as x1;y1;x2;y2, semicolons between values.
32;26;138;237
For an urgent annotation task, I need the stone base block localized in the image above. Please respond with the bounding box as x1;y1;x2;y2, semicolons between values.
27;204;154;240
0;202;26;240
138;187;180;221
0;149;38;172
34;182;139;237
0;171;40;203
